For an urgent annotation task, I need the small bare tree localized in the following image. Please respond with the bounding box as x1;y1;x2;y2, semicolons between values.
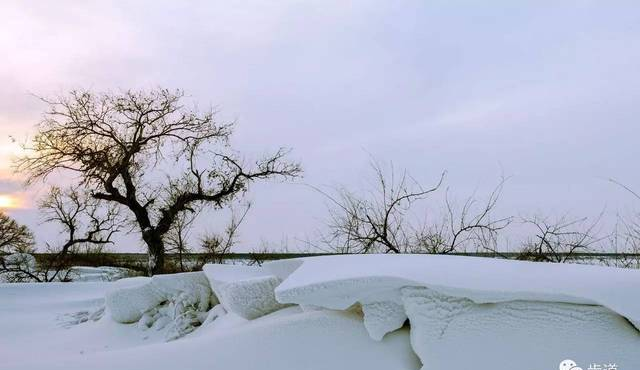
165;211;197;272
315;161;511;254
199;203;251;264
0;211;35;253
38;187;122;281
16;88;301;274
315;161;445;253
411;178;512;254
1;187;122;282
0;212;37;282
515;214;603;263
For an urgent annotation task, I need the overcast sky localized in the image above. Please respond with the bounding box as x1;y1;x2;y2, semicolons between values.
1;1;639;252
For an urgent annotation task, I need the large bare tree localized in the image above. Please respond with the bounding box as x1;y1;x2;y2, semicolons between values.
17;88;301;274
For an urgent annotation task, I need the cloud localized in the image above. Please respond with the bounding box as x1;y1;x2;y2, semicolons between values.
0;178;23;193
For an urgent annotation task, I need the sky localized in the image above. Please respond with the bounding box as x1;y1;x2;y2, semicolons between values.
1;1;639;252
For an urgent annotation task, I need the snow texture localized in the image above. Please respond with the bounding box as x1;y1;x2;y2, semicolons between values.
402;286;640;370
5;298;420;370
271;254;640;328
106;277;164;323
106;271;214;340
203;264;289;320
215;275;289;320
361;300;407;341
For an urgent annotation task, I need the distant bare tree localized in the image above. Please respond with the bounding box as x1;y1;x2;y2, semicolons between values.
315;161;445;253
1;187;121;282
199;203;251;264
515;214;603;263
316;161;511;254
411;178;512;254
0;211;35;253
16;88;301;274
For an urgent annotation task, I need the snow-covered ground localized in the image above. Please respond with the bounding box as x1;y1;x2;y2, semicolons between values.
1;255;638;370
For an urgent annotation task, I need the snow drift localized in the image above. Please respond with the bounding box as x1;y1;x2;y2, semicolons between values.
271;254;640;326
5;254;638;370
203;264;289;320
105;272;214;340
270;255;640;369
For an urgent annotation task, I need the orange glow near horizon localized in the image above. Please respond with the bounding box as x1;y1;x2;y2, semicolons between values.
0;194;21;209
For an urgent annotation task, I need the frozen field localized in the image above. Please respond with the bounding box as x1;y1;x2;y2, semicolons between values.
1;255;638;370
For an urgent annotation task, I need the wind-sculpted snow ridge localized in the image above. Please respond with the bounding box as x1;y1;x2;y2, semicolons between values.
271;254;640;328
402;286;640;370
105;272;214;340
203;264;290;320
270;255;640;370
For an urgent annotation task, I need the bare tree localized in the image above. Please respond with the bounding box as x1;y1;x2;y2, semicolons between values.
1;187;121;282
199;203;251;264
0;211;35;253
39;187;122;281
314;161;445;253
315;161;511;254
411;178;512;254
165;211;197;272
515;214;603;263
16;89;301;274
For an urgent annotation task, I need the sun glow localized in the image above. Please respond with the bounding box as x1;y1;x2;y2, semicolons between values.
0;195;20;209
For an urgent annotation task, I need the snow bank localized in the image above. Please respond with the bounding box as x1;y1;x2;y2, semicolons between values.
106;272;214;340
8;307;420;370
402;286;640;370
106;277;164;323
271;254;640;326
203;264;289;320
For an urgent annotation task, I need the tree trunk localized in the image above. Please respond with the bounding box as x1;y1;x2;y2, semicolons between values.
144;232;165;276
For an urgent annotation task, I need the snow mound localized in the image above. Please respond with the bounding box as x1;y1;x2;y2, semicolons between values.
402;286;640;370
216;275;289;320
271;254;640;326
203;264;289;320
106;272;214;339
68;266;132;282
106;277;164;323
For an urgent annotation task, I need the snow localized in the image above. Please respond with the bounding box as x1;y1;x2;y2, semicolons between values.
106;277;164;323
105;272;214;340
68;266;133;282
203;264;289;320
2;253;36;269
214;275;290;320
271;254;640;326
2;255;638;370
402;286;640;369
2;283;419;370
361;300;407;341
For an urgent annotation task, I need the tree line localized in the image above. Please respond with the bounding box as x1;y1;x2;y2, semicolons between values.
1;88;638;281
